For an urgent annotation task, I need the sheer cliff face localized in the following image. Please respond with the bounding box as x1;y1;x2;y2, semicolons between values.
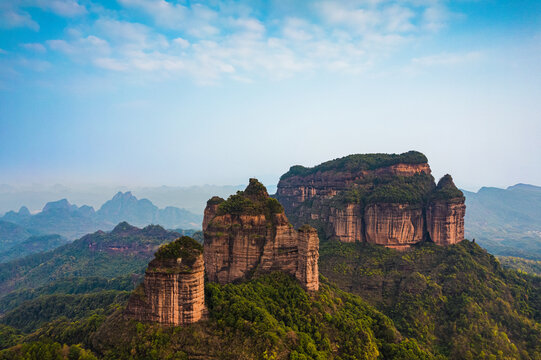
276;152;465;248
125;237;205;326
203;179;319;291
427;200;466;246
364;204;424;248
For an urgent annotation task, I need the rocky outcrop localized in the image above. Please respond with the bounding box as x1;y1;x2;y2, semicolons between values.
203;179;319;291
277;152;465;248
426;175;466;246
124;236;206;326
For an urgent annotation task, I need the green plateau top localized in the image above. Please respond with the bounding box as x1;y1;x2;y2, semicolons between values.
216;178;284;216
280;151;428;180
153;236;203;263
430;174;465;201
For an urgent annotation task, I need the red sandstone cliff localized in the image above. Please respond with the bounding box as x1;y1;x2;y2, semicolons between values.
124;236;206;326
364;204;424;248
203;179;319;291
426;175;466;246
276;152;465;248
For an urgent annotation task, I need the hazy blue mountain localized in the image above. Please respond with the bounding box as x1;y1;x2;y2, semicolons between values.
0;193;202;242
1;207;31;224
0;221;34;252
464;183;541;260
96;191;202;229
10;199;103;240
0;184;248;215
0;234;68;263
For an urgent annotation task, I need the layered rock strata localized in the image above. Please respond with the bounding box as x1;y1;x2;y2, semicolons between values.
124;236;205;326
277;151;465;247
203;179;319;291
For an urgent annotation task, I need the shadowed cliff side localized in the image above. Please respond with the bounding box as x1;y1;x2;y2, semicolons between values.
203;178;319;291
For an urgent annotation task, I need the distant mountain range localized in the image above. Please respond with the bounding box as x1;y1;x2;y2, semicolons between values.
0;184;262;215
463;183;541;260
0;192;202;263
0;222;180;295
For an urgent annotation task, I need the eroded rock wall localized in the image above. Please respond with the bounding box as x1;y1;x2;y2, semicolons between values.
203;179;319;291
364;204;424;248
125;238;206;326
427;200;466;246
277;153;465;248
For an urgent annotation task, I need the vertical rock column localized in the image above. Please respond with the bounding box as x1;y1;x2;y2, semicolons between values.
125;236;205;326
427;200;466;246
296;226;320;291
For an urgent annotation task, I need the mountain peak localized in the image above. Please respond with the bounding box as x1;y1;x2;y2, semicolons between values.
112;191;136;201
43;199;76;212
18;206;30;216
507;183;541;192
111;221;139;235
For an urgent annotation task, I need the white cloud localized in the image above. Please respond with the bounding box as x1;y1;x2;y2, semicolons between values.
117;0;220;37
173;38;190;49
33;0;87;17
20;0;458;84
93;19;168;50
20;43;47;53
0;8;39;30
47;36;110;58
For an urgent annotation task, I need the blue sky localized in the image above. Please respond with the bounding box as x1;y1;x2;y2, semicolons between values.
0;0;540;190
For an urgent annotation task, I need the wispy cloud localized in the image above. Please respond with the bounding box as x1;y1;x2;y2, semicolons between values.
1;0;461;84
20;43;47;53
0;6;39;31
32;0;87;17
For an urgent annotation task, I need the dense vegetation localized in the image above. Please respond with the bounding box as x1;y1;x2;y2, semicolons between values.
0;276;138;315
319;240;541;359
0;291;129;333
0;234;68;264
430;175;464;201
0;223;178;294
498;256;541;276
217;179;284;216
281;151;428;179
91;272;433;359
153;236;203;264
0;240;539;359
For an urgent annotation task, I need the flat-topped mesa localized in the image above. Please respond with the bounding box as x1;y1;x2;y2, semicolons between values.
276;151;465;248
203;178;319;291
124;236;206;326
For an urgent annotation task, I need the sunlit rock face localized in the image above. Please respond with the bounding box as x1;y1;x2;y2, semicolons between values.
203;179;319;291
427;176;466;246
277;152;465;248
124;236;206;326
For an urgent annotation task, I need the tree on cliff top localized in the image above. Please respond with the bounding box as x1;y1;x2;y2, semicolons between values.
430;174;464;201
217;179;284;216
153;236;203;263
281;151;428;179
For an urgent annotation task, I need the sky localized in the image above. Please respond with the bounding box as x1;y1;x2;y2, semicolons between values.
0;0;540;191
